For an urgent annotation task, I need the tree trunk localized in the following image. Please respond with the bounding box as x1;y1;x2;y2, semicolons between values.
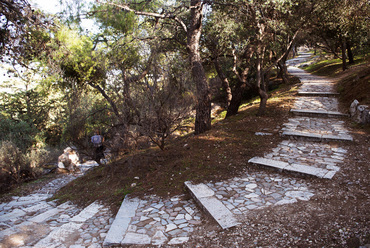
187;0;211;134
278;61;289;84
256;44;268;116
213;57;232;107
341;38;347;71
347;41;354;64
226;81;247;117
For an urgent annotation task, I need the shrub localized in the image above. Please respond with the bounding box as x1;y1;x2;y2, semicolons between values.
0;140;29;184
26;147;51;176
0;118;38;152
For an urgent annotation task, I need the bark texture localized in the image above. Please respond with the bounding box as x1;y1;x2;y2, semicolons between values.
187;0;211;134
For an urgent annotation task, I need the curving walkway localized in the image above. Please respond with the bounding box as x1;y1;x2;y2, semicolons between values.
0;163;113;248
0;53;353;247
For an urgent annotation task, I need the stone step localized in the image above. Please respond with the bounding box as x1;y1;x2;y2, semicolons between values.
103;196;140;247
34;201;104;247
248;157;338;179
184;181;240;229
282;130;353;142
298;91;339;97
290;109;348;118
28;202;72;223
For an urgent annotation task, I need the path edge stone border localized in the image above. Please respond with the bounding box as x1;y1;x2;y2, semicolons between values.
103;196;140;247
184;181;240;230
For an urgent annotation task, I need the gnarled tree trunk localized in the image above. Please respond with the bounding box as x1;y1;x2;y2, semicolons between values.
213;57;232;107
187;0;211;134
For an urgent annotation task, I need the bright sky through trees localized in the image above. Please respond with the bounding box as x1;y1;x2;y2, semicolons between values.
30;0;60;14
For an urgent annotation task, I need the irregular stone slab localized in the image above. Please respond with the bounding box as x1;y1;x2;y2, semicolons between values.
249;157;336;179
185;181;239;229
322;134;353;141
282;131;352;142
0;209;26;222
323;170;337;179
168;237;190;245
6;200;42;208
285;191;315;201
290;109;347;118
70;202;102;222
34;222;83;247
298;91;339;96
14;194;51;202
29;202;71;223
282;131;322;140
23;202;51;213
151;231;168;245
185;182;215;198
0;221;44;241
103;196;140;247
287;163;328;177
121;232;151;245
248;157;289;170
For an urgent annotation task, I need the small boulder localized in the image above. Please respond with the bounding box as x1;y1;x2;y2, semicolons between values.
57;147;80;173
349;100;370;124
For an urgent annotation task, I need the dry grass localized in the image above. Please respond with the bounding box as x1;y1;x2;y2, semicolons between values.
52;76;299;212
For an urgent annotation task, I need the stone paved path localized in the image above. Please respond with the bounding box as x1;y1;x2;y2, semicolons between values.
0;52;353;247
0;162;114;248
249;52;351;174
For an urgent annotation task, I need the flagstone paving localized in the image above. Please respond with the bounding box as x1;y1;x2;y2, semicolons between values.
281;117;352;141
0;52;354;247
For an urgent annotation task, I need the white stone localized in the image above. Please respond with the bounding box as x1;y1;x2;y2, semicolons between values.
185;207;195;216
285;191;314;201
35;222;83;247
175;214;185;220
165;223;177;232
58;162;65;169
275;198;298;205
143;207;154;213
248;157;289;170
261;188;272;195
23;202;50;213
127;225;137;232
244;193;260;199
29;208;62;223
71;202;102;222
122;233;151;245
168;237;189;245
140;216;150;222
151;231;168;245
251;198;262;203
245;183;258;190
0;209;26;222
103;197;140;246
59;214;71;220
184;182;214;198
198;196;239;229
88;244;101;248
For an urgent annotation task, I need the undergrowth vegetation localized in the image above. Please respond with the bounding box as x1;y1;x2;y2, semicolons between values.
51;75;300;211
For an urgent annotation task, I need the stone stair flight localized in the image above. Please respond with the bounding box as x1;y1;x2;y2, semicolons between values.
248;54;352;178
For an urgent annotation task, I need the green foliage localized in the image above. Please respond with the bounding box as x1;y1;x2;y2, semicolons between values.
0;117;38;152
26;147;50;170
92;4;137;35
51;26;106;88
0;140;28;184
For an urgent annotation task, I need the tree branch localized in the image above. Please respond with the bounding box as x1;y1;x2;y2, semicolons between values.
263;29;300;74
98;1;188;33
